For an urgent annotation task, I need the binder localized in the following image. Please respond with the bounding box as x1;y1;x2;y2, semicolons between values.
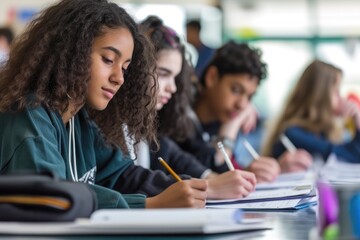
0;209;271;235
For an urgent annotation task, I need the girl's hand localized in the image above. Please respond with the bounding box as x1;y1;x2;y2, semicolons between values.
278;149;313;173
206;170;256;199
146;179;207;208
246;157;280;183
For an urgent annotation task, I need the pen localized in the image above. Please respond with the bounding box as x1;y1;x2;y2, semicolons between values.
242;139;260;160
158;157;182;182
217;142;235;171
280;134;296;153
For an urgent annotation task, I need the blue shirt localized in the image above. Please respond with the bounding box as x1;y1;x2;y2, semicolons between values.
272;126;360;163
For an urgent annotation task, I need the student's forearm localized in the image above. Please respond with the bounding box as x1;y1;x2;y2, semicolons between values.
218;103;259;140
218;126;238;140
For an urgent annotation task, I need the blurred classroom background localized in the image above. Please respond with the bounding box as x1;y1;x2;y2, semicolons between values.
1;0;359;117
1;0;359;164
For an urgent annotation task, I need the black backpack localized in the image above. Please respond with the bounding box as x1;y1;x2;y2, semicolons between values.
0;172;97;221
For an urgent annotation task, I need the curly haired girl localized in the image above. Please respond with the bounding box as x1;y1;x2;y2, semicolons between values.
0;0;206;209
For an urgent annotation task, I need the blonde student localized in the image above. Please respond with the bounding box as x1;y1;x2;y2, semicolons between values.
137;16;256;199
262;60;360;164
0;0;207;209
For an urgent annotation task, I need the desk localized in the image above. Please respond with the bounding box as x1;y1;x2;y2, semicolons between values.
0;207;318;240
252;207;317;240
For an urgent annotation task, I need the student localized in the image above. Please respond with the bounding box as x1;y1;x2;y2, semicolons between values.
262;60;360;163
0;0;207;209
186;20;215;79
0;27;14;64
175;41;313;182
138;16;256;199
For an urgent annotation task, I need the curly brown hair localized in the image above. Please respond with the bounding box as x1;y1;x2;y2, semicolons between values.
0;0;158;152
140;16;195;141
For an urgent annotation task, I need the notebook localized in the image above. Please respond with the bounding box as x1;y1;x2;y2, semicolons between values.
0;209;271;235
207;186;315;205
207;197;318;211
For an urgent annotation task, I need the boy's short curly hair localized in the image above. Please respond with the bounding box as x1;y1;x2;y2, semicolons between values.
199;41;267;86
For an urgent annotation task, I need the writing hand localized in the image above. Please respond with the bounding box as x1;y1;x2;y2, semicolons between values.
206;170;256;199
146;179;207;208
278;149;313;173
246;157;280;183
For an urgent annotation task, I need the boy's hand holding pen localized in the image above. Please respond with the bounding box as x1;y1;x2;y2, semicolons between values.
241;139;280;183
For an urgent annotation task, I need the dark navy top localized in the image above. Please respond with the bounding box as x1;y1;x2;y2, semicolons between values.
272;126;360;163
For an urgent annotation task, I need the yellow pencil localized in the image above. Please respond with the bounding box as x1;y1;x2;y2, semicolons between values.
158;157;182;182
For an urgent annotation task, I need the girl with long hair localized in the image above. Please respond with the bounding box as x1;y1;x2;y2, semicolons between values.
262;60;360;163
138;16;256;198
0;0;206;209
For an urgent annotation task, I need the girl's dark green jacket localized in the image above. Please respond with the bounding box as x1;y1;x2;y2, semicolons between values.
0;106;179;209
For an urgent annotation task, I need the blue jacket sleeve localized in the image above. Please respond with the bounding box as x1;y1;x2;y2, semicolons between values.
273;126;360;163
